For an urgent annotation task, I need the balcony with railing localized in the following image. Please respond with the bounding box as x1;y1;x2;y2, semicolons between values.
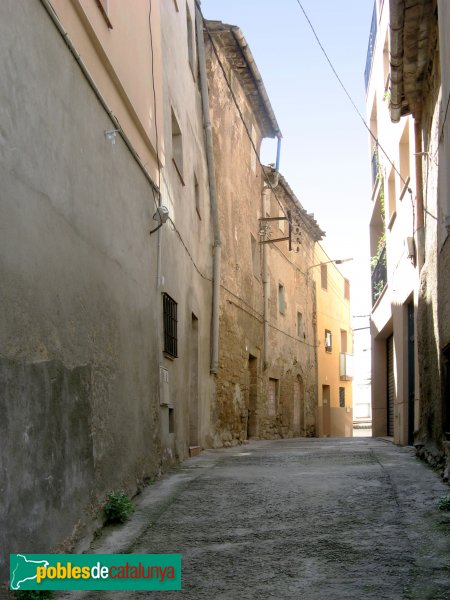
339;353;353;381
371;146;379;190
364;3;377;92
371;243;387;305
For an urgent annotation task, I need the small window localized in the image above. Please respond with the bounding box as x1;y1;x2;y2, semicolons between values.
268;378;278;417
325;329;332;353
163;293;178;358
250;123;257;174
344;279;350;301
341;330;348;354
339;387;345;408
251;234;260;279
278;284;286;315
297;312;304;338
171;108;184;183
321;264;328;290
399;124;410;191
194;172;201;218
186;3;195;74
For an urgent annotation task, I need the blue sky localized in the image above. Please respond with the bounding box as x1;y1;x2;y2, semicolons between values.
201;0;375;315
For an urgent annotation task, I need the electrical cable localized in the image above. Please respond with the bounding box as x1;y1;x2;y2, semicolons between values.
294;0;409;189
167;217;212;282
149;0;161;195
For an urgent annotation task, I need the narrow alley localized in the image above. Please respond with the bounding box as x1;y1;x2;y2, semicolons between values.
61;438;450;600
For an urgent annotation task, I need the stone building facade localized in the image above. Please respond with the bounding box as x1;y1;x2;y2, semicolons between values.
204;22;324;445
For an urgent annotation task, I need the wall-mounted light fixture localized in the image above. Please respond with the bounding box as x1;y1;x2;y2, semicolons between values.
104;128;121;145
150;206;170;235
307;257;353;272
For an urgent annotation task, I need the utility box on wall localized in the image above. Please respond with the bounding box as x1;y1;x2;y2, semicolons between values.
159;366;170;406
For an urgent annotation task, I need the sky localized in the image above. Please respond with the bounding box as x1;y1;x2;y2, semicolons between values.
201;0;375;319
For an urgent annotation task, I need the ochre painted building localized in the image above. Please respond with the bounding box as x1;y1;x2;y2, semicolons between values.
313;247;353;437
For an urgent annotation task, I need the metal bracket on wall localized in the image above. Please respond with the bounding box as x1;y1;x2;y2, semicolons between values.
259;210;293;250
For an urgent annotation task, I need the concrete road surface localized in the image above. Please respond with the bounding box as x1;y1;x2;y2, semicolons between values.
61;438;450;600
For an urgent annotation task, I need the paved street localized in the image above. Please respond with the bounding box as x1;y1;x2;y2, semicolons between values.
63;438;450;600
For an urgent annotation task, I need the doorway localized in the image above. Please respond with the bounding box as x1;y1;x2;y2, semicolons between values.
322;385;331;437
189;314;199;447
407;303;415;445
247;355;258;438
293;376;304;436
386;335;394;437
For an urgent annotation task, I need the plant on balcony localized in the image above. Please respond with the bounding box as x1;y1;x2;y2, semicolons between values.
371;230;386;268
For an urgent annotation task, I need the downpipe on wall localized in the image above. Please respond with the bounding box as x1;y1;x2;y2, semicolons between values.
262;166;280;371
196;3;221;374
414;112;425;272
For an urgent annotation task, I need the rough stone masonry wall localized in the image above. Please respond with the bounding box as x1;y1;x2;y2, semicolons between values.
416;38;446;472
206;38;266;446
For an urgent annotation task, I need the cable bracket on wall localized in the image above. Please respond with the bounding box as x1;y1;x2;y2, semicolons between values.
259;210;293;250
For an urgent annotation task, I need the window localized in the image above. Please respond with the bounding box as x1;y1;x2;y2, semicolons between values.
399;124;410;192
278;284;286;315
95;0;113;28
194;172;201;218
279;205;286;234
325;329;332;353
250;123;257;174
344;279;350;301
341;330;348;354
251;234;260;279
163;293;178;358
339;387;345;408
169;408;175;433
388;168;396;226
186;3;195;74
297;312;304;338
171;108;184;183
321;264;327;290
268;378;278;417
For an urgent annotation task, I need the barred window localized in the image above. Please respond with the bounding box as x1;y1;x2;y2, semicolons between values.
163;293;178;358
339;387;345;408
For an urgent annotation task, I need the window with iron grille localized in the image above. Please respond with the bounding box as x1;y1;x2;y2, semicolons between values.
163;293;178;358
339;387;345;408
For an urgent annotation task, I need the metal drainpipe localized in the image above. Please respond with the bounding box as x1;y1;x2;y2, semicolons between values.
196;4;221;374
262;169;279;371
262;184;271;371
414;112;425;271
39;0;159;199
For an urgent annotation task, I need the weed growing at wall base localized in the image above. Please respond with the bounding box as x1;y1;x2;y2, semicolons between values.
437;493;450;511
103;491;135;524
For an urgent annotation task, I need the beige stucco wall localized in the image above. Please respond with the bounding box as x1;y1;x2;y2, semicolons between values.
367;1;420;444
49;0;164;183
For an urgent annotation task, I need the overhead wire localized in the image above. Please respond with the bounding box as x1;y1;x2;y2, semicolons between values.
294;0;409;190
149;0;161;197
